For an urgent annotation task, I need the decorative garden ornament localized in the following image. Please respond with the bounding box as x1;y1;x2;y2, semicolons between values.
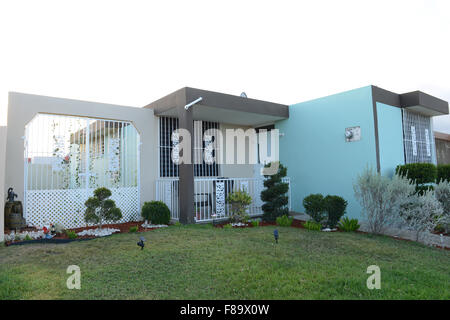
7;187;18;203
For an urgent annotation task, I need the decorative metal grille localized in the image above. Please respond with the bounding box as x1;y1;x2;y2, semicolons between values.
158;117;219;177
402;109;435;164
24;114;140;228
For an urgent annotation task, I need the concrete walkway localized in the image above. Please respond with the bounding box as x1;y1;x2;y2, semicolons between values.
292;213;450;249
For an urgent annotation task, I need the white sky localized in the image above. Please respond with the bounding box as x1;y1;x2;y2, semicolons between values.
0;0;449;133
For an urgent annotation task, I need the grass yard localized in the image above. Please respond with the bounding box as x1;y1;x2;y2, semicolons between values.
0;224;449;299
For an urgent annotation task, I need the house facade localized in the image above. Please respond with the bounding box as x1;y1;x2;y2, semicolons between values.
1;86;448;241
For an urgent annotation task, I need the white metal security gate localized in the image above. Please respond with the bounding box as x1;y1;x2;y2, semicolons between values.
24;114;140;228
402;109;436;164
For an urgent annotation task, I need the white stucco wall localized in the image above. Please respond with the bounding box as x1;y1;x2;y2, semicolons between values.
5;92;158;221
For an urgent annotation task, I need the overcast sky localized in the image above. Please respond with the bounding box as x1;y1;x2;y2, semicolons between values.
0;0;449;133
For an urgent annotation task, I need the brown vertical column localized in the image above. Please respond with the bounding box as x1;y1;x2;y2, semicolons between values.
177;105;195;224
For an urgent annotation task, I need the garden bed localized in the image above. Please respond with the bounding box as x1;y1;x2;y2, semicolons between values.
3;221;169;246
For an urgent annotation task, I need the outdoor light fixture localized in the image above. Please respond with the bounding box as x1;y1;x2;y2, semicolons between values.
137;236;145;250
345;126;361;142
273;229;279;244
184;97;203;110
345;129;353;139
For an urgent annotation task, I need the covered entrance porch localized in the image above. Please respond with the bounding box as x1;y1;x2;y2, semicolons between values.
145;87;290;223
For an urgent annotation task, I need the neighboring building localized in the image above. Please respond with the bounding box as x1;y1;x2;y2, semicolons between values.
435;131;450;164
2;86;449;237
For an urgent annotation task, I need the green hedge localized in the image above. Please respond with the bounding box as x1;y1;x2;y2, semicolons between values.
395;163;437;184
141;201;171;225
437;164;450;182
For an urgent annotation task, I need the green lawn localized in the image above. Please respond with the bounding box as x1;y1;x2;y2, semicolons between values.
0;224;449;299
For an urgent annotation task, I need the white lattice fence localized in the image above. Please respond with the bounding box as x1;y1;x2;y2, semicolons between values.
26;187;139;229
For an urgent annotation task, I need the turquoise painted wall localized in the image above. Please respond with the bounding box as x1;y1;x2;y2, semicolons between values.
376;102;405;177
275;86;377;219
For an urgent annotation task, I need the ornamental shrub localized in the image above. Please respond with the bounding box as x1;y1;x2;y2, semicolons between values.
337;217;360;232
398;190;444;243
354;166;416;234
226;189;252;223
302;194;326;224
84;187;122;228
302;221;322;231
437;164;450;183
141;201;171;225
276;215;293;227
323;195;348;228
395;163;437;184
261;162;289;221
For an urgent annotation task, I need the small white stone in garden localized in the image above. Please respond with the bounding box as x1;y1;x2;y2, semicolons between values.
322;228;331;232
76;228;120;237
5;230;45;241
141;222;168;228
230;222;247;227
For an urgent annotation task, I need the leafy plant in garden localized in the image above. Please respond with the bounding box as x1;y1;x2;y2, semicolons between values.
354;166;416;234
84;187;122;229
251;220;260;227
65;230;77;239
434;180;450;232
261;162;289;221
437;164;450;183
324;195;348;228
302;220;322;231
276;215;293;227
398;190;444;243
337;217;360;232
129;226;138;233
303;194;326;224
227;189;252;223
141;201;171;225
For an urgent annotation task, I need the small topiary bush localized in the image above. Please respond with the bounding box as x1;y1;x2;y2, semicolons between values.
141;201;171;225
395;163;437;184
337;217;360;232
437;164;450;183
303;194;326;224
84;187;122;228
261;162;289;221
323;195;348;228
276;215;293;227
302;220;322;231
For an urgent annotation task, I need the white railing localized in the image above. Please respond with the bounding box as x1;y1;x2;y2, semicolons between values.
156;177;291;222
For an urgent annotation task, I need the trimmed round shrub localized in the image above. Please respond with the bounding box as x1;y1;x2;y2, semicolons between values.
141;201;170;225
395;163;437;184
302;194;326;224
437;164;450;183
324;195;348;228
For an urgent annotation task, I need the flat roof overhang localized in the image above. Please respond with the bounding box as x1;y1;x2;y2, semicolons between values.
372;86;449;116
144;87;289;126
400;91;449;116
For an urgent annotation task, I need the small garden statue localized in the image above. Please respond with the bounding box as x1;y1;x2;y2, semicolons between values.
7;187;18;203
